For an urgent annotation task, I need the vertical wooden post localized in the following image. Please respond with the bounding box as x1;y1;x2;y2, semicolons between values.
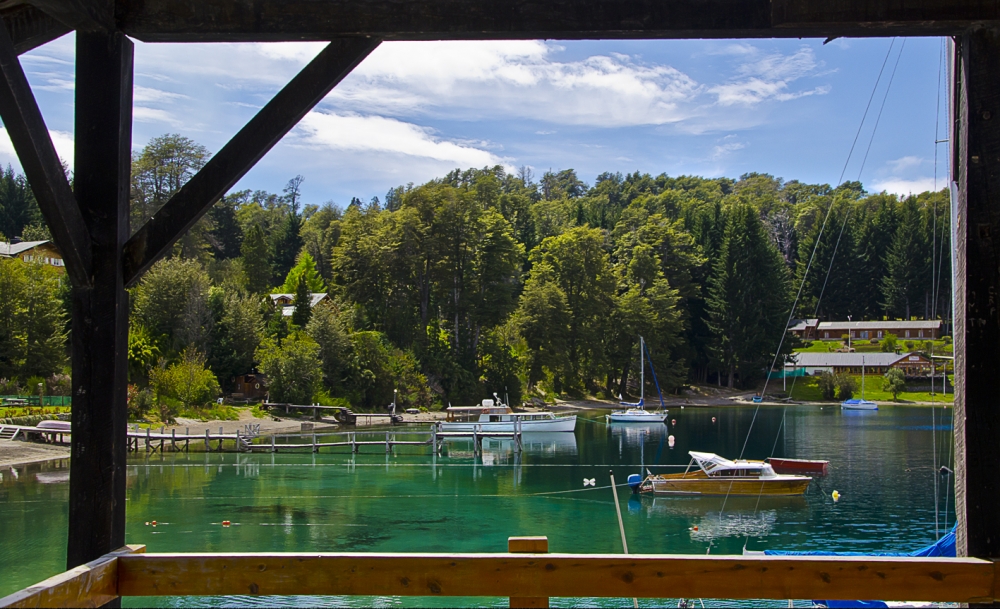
953;30;1000;561
508;536;549;608
67;30;133;572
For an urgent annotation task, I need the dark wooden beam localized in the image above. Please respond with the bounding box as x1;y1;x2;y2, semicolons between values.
952;30;1000;565
1;4;70;54
122;36;379;286
118;0;998;42
67;29;132;572
25;0;113;32
0;18;90;287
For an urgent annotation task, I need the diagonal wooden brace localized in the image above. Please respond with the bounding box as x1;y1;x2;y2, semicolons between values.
122;36;380;286
0;19;91;287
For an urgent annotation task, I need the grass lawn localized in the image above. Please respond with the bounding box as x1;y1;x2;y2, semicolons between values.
794;339;953;355
785;374;954;403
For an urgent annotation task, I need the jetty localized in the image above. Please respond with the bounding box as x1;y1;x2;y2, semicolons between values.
264;402;404;425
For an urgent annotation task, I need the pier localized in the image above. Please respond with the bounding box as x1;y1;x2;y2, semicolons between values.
121;423;525;455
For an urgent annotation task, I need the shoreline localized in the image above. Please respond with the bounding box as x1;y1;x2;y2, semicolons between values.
0;441;70;469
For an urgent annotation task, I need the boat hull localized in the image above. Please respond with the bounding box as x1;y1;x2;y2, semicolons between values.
607;412;668;423
642;475;811;496
841;400;878;410
767;458;829;476
438;416;577;432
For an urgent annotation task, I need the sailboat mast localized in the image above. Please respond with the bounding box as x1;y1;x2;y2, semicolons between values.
640;336;645;407
862;355;865;399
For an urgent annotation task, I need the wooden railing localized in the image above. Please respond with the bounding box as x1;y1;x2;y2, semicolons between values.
2;539;996;608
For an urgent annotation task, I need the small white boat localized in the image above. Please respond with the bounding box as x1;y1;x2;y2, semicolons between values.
607;336;668;424
438;400;577;432
841;399;878;410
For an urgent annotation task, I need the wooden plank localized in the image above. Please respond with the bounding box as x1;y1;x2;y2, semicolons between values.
118;0;997;42
952;29;1000;562
509;537;548;609
121;36;378;286
0;545;144;609
115;553;996;602
67;30;132;571
0;18;90;287
1;5;70;55
25;0;114;32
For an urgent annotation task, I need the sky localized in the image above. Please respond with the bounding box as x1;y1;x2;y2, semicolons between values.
4;34;951;209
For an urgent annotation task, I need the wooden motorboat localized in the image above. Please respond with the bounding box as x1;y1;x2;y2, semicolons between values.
637;451;812;496
766;457;829;476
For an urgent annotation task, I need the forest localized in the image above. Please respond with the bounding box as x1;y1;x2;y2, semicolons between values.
0;134;952;418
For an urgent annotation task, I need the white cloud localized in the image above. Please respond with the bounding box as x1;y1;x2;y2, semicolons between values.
885;155;925;173
709;46;828;106
711;136;746;160
0;127;74;169
295;111;506;168
134;85;189;104
870;177;938;195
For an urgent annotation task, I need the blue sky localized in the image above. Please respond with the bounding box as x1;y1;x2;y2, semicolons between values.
6;34;950;209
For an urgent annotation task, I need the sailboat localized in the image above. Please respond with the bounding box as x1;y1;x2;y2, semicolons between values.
607;336;669;423
841;354;878;410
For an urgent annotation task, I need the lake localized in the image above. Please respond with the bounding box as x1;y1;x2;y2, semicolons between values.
0;404;956;607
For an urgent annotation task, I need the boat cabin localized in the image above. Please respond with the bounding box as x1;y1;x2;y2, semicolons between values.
445;400;559;423
688;451;778;479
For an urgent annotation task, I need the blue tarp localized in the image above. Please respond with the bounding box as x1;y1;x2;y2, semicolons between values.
762;527;956;608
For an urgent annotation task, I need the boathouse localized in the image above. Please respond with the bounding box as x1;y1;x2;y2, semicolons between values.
0;1;998;606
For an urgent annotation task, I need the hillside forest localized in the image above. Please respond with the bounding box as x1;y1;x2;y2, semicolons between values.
0;134;952;418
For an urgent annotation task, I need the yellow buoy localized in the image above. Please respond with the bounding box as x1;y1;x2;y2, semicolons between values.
832;490;840;502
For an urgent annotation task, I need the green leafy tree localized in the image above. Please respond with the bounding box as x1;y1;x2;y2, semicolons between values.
0;258;28;378
0;165;40;241
306;302;351;393
882;197;928;318
127;324;160;384
271;176;305;284
0;259;66;380
882;368;906;400
131;134;210;227
207;288;263;391
835;374;857;400
131;257;212;356
817;371;837;400
256;331;322;404
281;251;326;293
149;347;221;421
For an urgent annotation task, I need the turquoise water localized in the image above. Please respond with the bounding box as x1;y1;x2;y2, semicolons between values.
0;405;956;607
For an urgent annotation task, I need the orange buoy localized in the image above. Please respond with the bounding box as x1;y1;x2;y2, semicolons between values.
671;419;676;425
222;520;231;527
151;520;157;526
711;417;716;423
693;525;698;531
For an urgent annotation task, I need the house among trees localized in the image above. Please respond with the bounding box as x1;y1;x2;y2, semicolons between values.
269;292;328;316
231;373;267;400
785;352;934;377
788;319;943;341
0;239;65;271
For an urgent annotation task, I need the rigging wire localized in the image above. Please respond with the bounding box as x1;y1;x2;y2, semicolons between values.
856;40;906;182
741;38;899;460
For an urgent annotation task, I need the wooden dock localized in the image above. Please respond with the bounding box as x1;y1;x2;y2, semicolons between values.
264;402;404;426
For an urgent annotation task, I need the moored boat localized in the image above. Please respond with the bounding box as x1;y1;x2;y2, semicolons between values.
766;457;829;476
635;451;812;496
607;336;669;424
841;398;878;410
438;400;577;432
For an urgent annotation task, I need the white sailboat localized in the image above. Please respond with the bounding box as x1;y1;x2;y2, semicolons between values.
841;354;878;410
607;336;669;423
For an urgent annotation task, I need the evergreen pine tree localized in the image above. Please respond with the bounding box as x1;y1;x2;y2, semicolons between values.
856;195;897;319
707;204;790;388
882;197;927;318
292;272;312;328
240;223;272;294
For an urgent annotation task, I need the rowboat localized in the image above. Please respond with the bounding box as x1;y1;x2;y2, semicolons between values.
766;457;829;476
438;400;577;432
634;451;812;496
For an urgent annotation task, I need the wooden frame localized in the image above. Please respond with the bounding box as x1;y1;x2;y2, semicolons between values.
1;550;996;608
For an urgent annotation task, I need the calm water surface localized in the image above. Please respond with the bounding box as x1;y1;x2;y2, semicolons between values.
0;405;956;607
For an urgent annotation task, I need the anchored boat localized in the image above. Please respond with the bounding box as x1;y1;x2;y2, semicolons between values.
842;355;878;410
438;399;577;432
633;451;812;496
607;336;669;424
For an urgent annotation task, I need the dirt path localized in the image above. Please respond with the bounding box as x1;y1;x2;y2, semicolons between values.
0;440;69;468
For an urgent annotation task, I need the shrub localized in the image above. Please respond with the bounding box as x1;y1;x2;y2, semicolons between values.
149;347;221;422
127;384;154;420
46;373;71;396
904;340;915;351
942;335;952;345
835;374;857;400
881;333;898;352
256;331;322;405
841;334;850;343
882;368;906;400
816;371;837;400
869;338;879;345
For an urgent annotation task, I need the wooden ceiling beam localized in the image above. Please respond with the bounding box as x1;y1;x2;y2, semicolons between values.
117;0;999;42
1;4;70;54
25;0;113;33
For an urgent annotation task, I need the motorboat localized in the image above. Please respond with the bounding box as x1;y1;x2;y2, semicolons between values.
632;451;812;496
607;336;668;424
438;399;577;432
841;398;878;410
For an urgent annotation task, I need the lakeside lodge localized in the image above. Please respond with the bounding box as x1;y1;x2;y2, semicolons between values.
787;319;944;341
783;351;935;377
